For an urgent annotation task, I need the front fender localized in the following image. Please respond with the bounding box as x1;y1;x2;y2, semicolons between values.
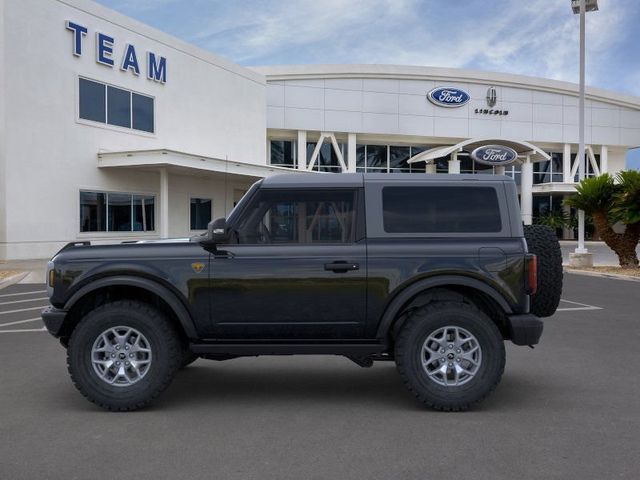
64;275;198;339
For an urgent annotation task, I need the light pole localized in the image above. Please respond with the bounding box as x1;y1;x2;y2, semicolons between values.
571;0;598;261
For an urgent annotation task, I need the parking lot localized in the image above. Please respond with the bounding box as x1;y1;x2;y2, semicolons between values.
1;273;639;480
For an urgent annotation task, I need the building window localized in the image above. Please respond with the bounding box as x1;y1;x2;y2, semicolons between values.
571;153;601;181
356;145;428;173
270;140;297;169
80;191;155;232
306;142;346;173
78;78;154;133
534;152;564;184
190;198;212;230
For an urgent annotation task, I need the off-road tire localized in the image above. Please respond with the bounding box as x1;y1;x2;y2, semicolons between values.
523;224;563;317
67;300;182;411
395;301;505;411
180;350;199;369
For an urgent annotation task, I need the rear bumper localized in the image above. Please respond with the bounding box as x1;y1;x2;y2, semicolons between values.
41;306;67;337
507;313;543;346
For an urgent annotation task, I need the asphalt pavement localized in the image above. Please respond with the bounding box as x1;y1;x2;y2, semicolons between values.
0;273;639;480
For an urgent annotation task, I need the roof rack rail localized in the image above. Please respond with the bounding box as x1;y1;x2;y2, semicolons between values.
57;241;91;254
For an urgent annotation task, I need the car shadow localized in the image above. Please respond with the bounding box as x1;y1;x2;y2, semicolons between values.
51;359;547;413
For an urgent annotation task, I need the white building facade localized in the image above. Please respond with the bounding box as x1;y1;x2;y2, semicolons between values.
1;0;640;260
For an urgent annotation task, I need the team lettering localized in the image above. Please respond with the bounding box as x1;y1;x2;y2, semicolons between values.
66;21;167;83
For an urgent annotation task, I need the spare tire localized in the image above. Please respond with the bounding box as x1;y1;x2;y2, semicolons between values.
523;224;563;318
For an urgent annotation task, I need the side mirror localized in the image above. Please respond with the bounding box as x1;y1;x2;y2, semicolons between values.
205;217;229;244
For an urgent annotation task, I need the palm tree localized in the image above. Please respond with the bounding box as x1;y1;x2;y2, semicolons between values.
565;172;640;268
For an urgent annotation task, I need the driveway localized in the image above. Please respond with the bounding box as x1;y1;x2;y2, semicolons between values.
0;273;638;480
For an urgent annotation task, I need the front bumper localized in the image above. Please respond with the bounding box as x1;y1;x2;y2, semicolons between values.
507;313;543;346
41;305;68;337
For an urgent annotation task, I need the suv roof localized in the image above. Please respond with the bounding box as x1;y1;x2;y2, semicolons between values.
261;173;511;189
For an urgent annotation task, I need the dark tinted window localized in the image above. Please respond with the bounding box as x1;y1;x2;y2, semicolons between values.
236;190;356;244
270;141;296;168
108;193;132;231
79;78;154;133
80;191;106;232
190;198;212;230
79;78;106;123
382;186;502;233
107;86;131;128
80;191;155;232
133;195;155;231
132;93;154;133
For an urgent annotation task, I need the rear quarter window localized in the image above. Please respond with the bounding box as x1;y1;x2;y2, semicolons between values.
382;186;502;233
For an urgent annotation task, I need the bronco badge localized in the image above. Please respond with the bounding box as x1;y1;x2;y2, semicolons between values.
191;262;205;273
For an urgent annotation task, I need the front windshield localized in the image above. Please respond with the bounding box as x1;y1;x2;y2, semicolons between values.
226;180;262;225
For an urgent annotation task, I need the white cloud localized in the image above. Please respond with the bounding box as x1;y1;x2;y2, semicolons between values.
97;0;640;95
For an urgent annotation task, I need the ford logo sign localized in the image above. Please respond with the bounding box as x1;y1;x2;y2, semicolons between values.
427;87;470;108
471;145;518;166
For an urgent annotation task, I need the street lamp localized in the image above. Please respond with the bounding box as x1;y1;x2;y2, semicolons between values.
571;0;597;261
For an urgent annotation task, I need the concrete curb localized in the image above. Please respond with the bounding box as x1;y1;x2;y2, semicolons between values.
0;272;30;290
564;268;640;283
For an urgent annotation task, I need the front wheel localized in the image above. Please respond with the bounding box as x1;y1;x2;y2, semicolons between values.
67;300;182;411
395;302;505;411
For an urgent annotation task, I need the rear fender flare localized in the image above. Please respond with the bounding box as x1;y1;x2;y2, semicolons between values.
375;275;512;340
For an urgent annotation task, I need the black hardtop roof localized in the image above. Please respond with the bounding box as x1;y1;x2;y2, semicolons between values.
261;172;511;188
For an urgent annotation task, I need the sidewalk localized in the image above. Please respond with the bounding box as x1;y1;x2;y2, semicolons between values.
0;259;48;284
559;241;639;266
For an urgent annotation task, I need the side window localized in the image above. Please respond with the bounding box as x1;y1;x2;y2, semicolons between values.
382;186;502;233
236;190;356;244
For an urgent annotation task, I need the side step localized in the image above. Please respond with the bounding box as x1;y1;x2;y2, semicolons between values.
190;342;387;356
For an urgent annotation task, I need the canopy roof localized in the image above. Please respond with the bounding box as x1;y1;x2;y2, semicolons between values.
407;138;551;164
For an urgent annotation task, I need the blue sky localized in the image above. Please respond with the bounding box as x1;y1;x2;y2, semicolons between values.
95;0;640;169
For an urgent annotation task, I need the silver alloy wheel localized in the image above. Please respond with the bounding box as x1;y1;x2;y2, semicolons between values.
420;326;482;386
91;326;152;387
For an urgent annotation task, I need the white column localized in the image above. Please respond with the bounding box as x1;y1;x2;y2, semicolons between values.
600;145;608;174
160;168;169;238
425;163;437;174
521;156;534;225
297;130;307;170
563;143;572;183
347;133;357;172
495;166;506;176
448;152;460;174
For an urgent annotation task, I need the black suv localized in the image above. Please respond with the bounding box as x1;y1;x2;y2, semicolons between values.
42;173;562;411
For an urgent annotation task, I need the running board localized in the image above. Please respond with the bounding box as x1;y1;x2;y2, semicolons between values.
190;342;387;356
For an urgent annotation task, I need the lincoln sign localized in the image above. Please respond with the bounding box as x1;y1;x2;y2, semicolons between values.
471;145;518;166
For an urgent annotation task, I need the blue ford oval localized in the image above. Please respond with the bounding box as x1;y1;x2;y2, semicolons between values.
471;145;519;166
427;87;470;107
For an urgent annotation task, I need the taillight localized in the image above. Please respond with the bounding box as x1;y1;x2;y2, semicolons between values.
525;254;537;295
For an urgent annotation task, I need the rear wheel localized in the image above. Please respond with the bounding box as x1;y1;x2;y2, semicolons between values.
67;300;182;411
180;350;199;369
524;224;563;317
395;301;505;411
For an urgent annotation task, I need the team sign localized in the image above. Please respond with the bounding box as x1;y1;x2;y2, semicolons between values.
66;21;167;84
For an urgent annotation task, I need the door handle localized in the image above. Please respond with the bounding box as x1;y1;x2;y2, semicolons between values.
324;261;359;272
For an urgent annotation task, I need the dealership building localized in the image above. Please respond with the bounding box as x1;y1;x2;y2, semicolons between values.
1;0;640;260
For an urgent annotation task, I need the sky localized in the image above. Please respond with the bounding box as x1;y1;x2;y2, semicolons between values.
94;0;640;169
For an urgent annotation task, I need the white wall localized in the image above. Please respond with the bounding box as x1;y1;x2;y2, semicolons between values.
1;0;266;259
262;69;640;148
